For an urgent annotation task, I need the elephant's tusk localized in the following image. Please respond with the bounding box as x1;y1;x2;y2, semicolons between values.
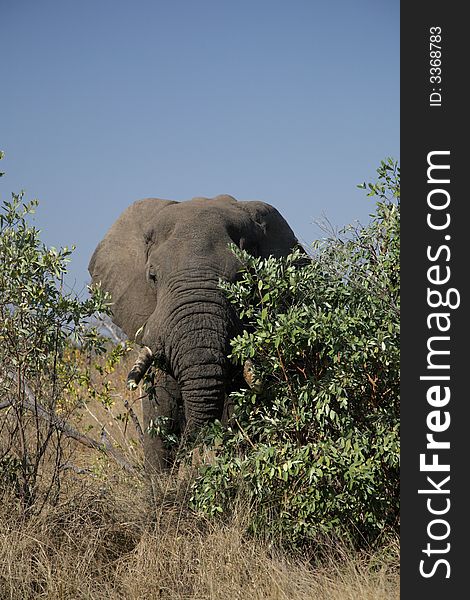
127;346;154;390
243;359;263;393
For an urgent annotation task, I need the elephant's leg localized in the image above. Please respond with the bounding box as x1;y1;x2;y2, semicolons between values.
142;369;182;472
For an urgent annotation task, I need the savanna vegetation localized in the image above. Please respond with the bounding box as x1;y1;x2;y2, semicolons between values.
0;151;400;599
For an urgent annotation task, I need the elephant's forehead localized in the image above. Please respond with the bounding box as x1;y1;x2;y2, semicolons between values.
162;197;251;229
190;195;237;204
175;196;237;214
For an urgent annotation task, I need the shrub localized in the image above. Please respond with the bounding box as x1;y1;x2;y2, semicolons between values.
0;154;110;511
190;159;400;548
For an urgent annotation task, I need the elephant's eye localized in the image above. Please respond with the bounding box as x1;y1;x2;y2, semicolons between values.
148;265;159;286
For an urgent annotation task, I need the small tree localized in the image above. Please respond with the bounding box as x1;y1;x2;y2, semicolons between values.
190;159;400;548
0;154;110;511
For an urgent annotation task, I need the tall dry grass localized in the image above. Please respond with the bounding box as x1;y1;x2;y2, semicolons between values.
0;464;399;600
1;349;399;599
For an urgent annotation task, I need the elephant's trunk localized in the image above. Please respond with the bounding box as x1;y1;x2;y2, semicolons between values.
163;285;237;433
173;325;231;432
179;362;227;431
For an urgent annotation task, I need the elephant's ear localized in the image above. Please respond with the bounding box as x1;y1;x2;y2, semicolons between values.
89;198;177;340
239;201;300;258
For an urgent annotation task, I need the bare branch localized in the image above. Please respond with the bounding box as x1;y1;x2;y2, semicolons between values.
123;397;144;444
0;389;139;474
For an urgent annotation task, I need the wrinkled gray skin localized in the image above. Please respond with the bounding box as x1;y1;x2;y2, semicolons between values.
89;195;299;471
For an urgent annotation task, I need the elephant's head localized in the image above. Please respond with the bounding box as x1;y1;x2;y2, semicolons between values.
89;194;298;434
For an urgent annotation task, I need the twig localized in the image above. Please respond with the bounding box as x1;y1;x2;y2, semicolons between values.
0;392;139;474
123;397;144;444
59;461;98;477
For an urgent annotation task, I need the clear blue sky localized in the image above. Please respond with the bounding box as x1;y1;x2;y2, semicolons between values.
1;0;399;294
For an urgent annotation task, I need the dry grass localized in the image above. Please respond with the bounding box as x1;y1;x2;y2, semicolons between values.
0;466;399;600
1;350;399;599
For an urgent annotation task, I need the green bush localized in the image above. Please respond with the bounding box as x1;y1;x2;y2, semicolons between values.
190;159;400;548
0;154;110;510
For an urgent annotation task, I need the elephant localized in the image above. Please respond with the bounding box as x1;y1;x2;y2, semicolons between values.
88;194;300;471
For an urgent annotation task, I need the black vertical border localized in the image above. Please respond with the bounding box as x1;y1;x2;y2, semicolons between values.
401;3;466;597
